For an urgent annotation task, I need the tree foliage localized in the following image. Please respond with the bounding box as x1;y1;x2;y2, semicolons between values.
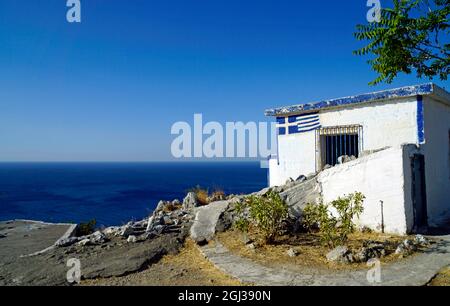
354;0;450;85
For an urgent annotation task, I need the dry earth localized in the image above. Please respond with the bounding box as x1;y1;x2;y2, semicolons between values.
82;239;242;286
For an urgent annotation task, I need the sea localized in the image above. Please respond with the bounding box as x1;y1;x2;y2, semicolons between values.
0;162;267;226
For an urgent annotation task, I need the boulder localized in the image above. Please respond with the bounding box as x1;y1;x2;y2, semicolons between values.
76;231;107;246
90;231;107;244
103;226;120;236
77;238;91;246
55;237;79;247
326;246;352;263
278;176;321;217
395;239;417;256
145;216;155;232
190;200;229;244
182;192;199;211
414;234;430;246
127;235;137;243
118;225;134;237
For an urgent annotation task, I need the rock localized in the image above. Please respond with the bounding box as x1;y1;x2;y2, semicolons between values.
103;226;120;236
278;176;321;217
172;199;181;206
354;247;369;262
155;200;167;213
295;175;307;183
403;239;417;251
256;187;271;196
190;200;229;244
285;178;295;188
182;192;199;211
55;237;79;247
90;231;107;244
395;244;407;256
241;234;253;245
127;235;137;243
285;178;294;185
354;243;386;262
153;225;165;235
162;215;174;225
118;225;134;237
287;248;299;257
246;243;256;250
0;233;7;239
76;231;107;246
77;238;91;246
337;155;350;164
145;216;155;232
395;239;417;256
414;234;429;246
326;246;352;263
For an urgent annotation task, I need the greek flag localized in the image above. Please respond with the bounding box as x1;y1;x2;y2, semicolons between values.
276;113;321;135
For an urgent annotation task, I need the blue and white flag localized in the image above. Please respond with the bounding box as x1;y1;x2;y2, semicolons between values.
276;113;321;135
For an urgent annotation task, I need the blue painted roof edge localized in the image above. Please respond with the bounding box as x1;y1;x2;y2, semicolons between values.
265;83;450;117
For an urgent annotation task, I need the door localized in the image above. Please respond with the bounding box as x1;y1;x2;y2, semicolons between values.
411;154;428;230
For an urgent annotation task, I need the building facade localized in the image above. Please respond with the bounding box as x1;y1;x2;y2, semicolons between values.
265;83;450;234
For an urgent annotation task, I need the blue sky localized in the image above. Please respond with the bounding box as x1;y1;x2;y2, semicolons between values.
0;0;448;161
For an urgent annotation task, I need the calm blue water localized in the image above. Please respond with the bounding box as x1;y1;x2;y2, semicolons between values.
0;162;267;226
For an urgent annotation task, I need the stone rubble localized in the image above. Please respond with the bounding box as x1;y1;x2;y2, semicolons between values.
287;248;299;257
56;193;196;249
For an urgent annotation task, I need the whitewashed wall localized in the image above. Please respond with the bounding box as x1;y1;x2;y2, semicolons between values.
422;96;450;227
317;146;413;234
269;97;419;186
269;132;316;186
319;97;419;151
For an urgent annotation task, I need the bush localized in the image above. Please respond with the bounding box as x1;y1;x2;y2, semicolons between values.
188;186;227;205
302;192;365;248
211;189;226;201
188;185;210;206
236;191;288;244
234;200;250;233
76;219;96;236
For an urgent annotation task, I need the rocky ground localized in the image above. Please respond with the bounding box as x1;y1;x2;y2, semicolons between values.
0;193;198;286
81;239;241;286
0;175;449;286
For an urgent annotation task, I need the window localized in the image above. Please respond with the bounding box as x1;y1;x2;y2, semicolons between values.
316;125;363;169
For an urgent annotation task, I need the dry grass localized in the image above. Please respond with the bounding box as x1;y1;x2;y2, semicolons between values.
82;239;242;286
218;229;408;272
162;202;182;213
428;266;450;286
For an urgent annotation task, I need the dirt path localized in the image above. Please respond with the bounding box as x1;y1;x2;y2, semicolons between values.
82;239;242;286
199;236;450;286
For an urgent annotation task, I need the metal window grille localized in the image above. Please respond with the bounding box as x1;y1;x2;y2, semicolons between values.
315;125;363;170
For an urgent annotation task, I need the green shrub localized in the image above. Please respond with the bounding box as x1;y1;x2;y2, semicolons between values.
302;192;365;248
242;191;288;244
234;200;250;233
76;219;96;236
